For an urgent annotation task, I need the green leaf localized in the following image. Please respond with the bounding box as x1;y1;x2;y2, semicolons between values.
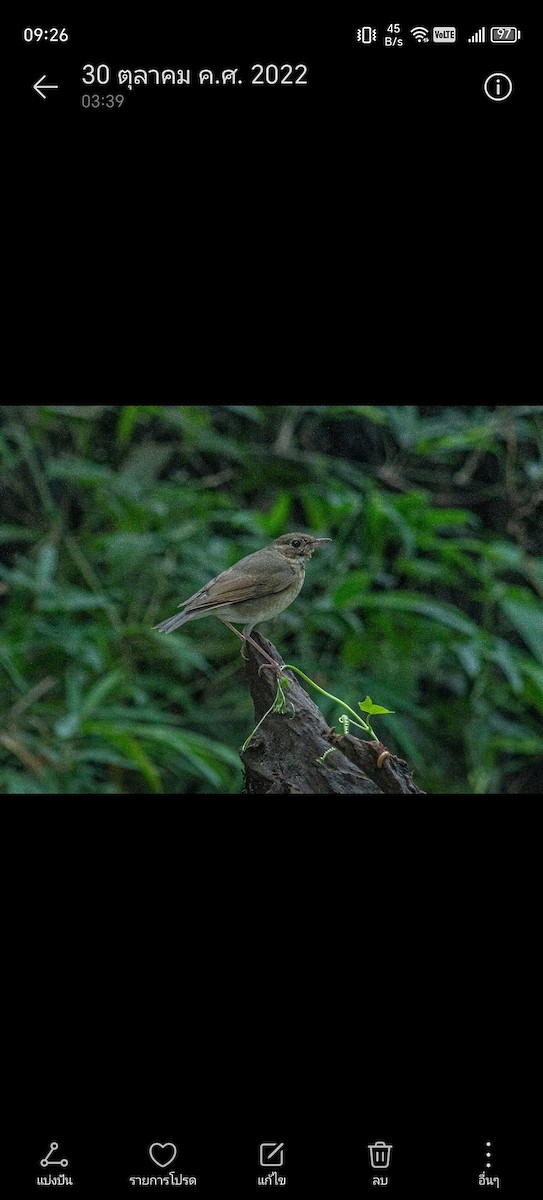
41;405;108;419
257;492;292;537
454;642;481;678
0;645;28;692
116;406;140;444
520;661;543;712
173;730;240;769
500;596;543;664
3;773;48;794
223;406;263;422
353;592;478;635
82;721;223;787
47;456;117;486
323;406;387;423
333;570;371;607
79;670;126;718
418;429;495;452
120;442;174;482
486;642;523;692
55;713;80;738
358;695;395;715
525;461;543;482
0;526;36;544
396;556;457;585
35;544;58;590
96;731;163;792
488;735;543;754
38;589;110;612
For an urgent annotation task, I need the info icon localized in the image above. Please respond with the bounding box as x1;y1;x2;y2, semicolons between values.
483;73;513;102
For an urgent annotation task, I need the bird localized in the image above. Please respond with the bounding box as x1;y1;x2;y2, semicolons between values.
154;532;331;668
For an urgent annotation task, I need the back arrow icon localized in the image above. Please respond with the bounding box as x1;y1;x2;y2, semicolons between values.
33;74;59;100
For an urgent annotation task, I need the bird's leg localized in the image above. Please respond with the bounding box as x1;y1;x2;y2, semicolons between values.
220;620;284;675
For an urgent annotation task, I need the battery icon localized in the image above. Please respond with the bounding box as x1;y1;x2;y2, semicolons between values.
490;27;520;43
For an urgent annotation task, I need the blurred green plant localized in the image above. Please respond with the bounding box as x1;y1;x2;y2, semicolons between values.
1;404;541;794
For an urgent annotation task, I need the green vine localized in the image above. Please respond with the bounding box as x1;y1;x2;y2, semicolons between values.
241;663;394;753
241;673;291;751
283;665;394;742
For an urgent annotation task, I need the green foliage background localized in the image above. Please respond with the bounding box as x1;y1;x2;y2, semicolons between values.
1;405;542;795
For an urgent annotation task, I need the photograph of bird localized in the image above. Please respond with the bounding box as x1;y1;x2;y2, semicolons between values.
154;532;331;667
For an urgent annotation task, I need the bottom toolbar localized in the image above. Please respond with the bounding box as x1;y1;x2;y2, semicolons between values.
28;1133;513;1193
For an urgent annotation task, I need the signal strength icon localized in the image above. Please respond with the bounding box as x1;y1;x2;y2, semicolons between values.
468;27;486;42
410;26;429;42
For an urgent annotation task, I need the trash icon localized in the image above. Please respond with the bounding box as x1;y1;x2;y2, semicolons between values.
368;1140;393;1169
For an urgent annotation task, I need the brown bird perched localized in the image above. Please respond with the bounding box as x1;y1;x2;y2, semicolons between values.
154;532;331;668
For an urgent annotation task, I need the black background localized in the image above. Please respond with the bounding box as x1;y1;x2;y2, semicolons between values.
17;9;528;199
15;7;530;395
14;16;533;1192
18;10;527;129
18;806;536;1196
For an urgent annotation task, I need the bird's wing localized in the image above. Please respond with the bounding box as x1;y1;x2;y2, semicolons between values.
179;548;297;613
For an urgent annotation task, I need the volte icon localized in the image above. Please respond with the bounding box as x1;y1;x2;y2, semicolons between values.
433;27;456;43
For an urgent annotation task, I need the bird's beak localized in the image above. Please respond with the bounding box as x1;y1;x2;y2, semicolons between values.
309;537;332;546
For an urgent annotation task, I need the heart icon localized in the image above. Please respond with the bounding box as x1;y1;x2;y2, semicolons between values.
149;1142;178;1169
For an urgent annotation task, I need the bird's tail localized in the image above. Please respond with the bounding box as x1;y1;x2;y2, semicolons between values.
153;610;192;634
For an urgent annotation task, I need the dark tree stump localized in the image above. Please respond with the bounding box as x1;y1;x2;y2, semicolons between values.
240;633;426;795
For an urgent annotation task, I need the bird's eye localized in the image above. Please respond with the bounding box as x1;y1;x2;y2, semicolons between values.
291;539;302;548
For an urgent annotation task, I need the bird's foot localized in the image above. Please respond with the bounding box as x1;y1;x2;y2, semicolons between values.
220;619;283;674
257;660;284;678
243;634;283;674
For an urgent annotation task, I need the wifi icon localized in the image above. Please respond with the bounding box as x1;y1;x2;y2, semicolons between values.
410;26;429;42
